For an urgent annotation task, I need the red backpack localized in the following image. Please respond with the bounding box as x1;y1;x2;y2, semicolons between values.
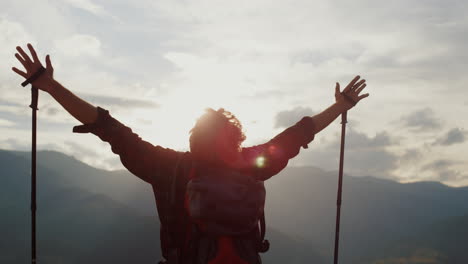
156;153;269;264
187;165;266;236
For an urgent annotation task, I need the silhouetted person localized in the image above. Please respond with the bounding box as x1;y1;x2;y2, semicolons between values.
12;43;369;264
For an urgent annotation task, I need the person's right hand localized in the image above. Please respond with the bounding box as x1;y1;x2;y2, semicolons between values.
12;43;55;93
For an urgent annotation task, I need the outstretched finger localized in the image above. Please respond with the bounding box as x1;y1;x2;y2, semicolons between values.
16;46;32;65
335;82;340;94
46;54;53;69
355;84;367;94
12;67;28;78
27;43;40;63
352;79;365;90
358;93;369;100
15;53;29;70
343;75;360;93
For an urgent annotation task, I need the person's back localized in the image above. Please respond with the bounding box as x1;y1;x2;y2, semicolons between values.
73;106;315;263
12;43;369;263
154;153;267;263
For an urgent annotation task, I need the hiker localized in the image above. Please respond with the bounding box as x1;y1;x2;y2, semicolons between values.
12;43;369;264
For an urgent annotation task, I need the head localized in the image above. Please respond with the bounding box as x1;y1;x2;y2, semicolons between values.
190;108;246;165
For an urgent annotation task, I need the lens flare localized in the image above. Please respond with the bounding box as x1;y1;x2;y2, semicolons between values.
256;156;266;168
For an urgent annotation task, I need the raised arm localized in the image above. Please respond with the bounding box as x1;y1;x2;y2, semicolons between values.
12;43;98;125
12;43;181;187
244;75;369;180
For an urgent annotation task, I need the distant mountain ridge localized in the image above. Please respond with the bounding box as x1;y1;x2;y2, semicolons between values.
0;149;324;263
265;165;468;263
1;149;468;263
360;213;468;263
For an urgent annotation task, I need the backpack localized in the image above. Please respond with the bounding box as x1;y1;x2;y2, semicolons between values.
187;165;266;236
156;153;269;264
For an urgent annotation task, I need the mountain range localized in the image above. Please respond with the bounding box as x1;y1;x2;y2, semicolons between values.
1;149;467;263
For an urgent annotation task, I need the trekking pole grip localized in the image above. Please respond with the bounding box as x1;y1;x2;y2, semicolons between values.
30;86;39;110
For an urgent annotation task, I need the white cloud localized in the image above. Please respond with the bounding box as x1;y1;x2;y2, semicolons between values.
0;119;15;127
292;127;399;179
63;0;108;17
275;107;316;128
1;0;468;186
0;18;34;75
398;108;443;132
2;0;72;42
53;34;102;57
0;18;38;112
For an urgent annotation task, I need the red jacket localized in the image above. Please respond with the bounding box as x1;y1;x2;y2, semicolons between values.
73;107;316;264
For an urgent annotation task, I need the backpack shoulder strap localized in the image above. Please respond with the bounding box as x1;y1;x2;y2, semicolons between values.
257;212;270;253
158;152;189;264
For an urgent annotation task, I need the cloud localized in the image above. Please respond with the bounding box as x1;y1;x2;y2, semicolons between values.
422;159;456;171
102;155;124;170
241;89;300;101
64;140;99;159
0;137;64;153
274;106;316;128
294;127;399;179
82;94;159;109
0;17;34;77
2;0;468;186
63;0;109;17
433;128;466;146
53;34;102;57
45;106;60;117
398;148;422;165
0;119;16;127
0;138;30;151
3;1;72;44
421;159;466;182
0;99;22;108
345;130;393;150
290;44;366;67
345;148;399;179
334;129;397;178
398;108;442;132
64;140;125;170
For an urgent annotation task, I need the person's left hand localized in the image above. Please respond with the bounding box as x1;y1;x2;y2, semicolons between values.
335;75;369;110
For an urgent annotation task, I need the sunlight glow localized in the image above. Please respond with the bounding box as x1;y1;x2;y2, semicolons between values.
256;156;266;168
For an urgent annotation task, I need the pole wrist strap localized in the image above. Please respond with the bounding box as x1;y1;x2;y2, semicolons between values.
21;66;46;87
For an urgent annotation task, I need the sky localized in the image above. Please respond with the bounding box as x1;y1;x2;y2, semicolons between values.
1;0;467;186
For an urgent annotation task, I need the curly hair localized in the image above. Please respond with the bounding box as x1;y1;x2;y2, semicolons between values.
189;108;246;163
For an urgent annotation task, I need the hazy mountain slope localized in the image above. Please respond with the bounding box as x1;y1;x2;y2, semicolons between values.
4;149;468;263
0;149;325;263
363;213;468;264
262;227;326;263
264;166;468;262
13;149;156;216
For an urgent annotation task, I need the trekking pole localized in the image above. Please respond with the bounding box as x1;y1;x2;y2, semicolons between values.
22;66;45;264
333;111;347;264
31;86;38;264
